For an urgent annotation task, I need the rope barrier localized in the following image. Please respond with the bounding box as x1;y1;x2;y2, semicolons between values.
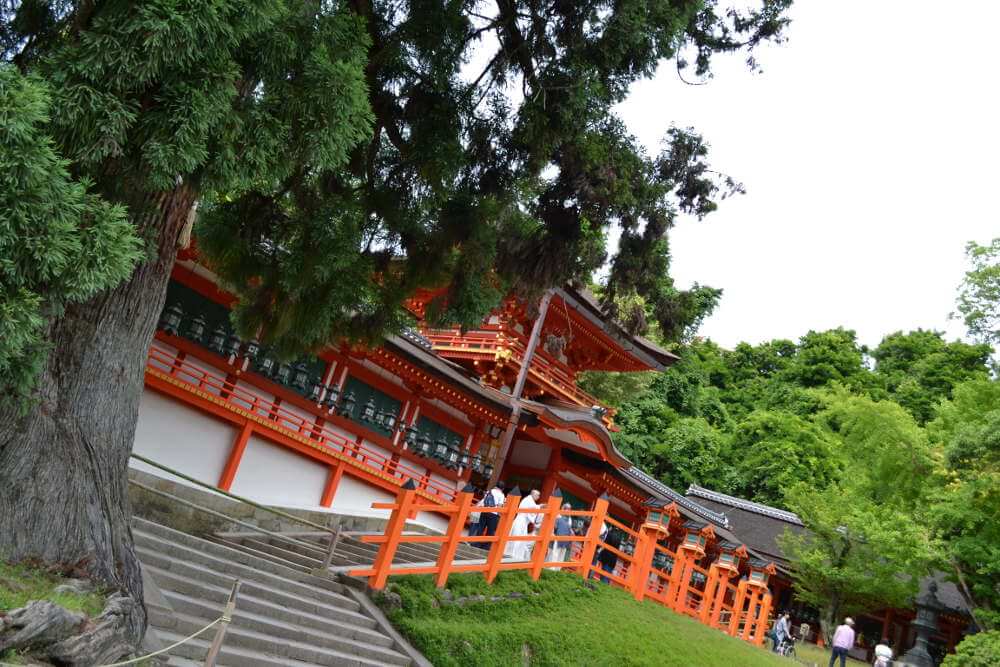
97;615;224;667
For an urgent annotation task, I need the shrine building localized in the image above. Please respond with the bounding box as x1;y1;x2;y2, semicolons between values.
131;254;973;656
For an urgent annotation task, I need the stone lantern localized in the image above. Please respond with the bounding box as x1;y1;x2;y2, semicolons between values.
897;581;941;667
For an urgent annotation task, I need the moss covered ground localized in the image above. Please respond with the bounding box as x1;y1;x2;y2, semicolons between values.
0;561;106;664
379;570;797;667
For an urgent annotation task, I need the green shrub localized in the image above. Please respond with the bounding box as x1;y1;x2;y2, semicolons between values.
943;631;1000;667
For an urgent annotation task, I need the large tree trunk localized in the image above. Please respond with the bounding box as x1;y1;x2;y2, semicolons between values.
0;183;196;652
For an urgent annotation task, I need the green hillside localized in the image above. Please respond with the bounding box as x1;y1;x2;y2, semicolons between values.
378;571;792;667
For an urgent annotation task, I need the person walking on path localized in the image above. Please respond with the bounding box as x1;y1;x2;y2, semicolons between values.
773;612;791;653
548;503;574;569
828;617;856;667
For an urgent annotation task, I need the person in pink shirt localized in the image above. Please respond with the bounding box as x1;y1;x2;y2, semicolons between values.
828;617;856;667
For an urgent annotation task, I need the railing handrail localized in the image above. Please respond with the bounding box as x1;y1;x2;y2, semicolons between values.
350;487;767;648
146;345;459;502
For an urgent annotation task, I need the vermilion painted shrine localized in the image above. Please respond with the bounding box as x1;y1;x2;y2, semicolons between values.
134;254;972;663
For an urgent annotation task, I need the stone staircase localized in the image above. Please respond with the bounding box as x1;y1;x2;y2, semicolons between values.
133;517;418;666
211;528;487;574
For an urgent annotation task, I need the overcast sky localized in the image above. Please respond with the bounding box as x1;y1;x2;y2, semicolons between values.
615;1;999;350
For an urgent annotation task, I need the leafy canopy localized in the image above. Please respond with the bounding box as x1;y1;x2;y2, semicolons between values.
953;238;1000;347
0;65;141;397
1;0;794;381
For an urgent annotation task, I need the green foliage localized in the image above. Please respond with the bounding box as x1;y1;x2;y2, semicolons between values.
1;0;794;377
943;631;1000;667
0;560;106;617
873;330;991;424
381;571;789;667
780;482;934;641
929;404;1000;630
0;64;141;399
953;239;1000;346
727;409;840;506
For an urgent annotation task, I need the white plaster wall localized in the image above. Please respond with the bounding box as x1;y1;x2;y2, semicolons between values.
330;475;394;518
147;341;179;373
170;355;227;396
229;435;327;508
131;389;234;487
510;439;551;468
413;511;449;534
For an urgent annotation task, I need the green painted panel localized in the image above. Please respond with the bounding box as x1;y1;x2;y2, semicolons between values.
340;376;403;437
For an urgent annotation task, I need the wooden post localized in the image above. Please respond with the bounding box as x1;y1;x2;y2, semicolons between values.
629;527;655;603
700;565;722;626
729;580;748;637
709;570;734;629
488;290;554;488
754;590;773;646
320;525;342;570
668;548;690;611
529;504;558;580
881;609;894;643
434;490;476;588
203;579;240;667
577;498;609;580
218;422;252;491
369;483;419;590
484;492;521;584
320;463;344;508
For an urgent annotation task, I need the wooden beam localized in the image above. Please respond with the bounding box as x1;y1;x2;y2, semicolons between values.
320;463;345;507
218;421;253;491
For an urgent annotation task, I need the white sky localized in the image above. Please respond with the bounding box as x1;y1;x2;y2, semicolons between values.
615;1;999;349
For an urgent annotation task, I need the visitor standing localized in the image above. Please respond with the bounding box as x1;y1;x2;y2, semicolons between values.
596;527;621;584
548;502;574;569
476;481;505;542
828;617;855;667
873;638;893;667
506;489;542;561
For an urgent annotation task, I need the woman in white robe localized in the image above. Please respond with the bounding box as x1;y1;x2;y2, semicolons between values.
505;490;542;561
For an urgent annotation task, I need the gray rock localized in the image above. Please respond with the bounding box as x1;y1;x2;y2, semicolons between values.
46;593;138;667
379;591;403;613
0;600;84;653
52;579;95;596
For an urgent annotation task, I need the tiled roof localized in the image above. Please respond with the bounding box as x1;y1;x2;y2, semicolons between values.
686;484;804;526
400;328;434;351
620;468;730;528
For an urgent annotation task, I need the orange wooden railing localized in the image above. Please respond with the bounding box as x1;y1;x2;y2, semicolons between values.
145;345;459;503
349;487;772;646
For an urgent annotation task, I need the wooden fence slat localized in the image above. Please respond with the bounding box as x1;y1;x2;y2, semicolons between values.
434;491;476;588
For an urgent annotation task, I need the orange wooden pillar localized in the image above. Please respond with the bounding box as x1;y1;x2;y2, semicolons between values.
529;503;558;580
577;496;610;580
728;579;750;637
484;488;522;584
319;462;345;507
700;564;725;626
435;486;476;587
218;421;253;491
369;481;419;590
754;590;773;646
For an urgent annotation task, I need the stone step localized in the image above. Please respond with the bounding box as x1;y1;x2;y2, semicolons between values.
160;588;394;649
209;536;318;575
241;537;326;569
143;563;376;630
152;608;410;667
136;544;360;616
154;629;325;667
134;518;346;595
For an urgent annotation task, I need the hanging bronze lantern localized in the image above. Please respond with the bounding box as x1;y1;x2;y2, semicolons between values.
159;303;183;336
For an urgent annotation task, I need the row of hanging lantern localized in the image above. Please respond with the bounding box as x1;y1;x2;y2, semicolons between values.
159;302;496;477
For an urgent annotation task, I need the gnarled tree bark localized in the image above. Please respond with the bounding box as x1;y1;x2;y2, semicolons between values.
0;183;196;652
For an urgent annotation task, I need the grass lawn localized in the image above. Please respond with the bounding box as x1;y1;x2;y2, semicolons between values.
378;570;797;667
1;561;106;664
793;643;868;667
